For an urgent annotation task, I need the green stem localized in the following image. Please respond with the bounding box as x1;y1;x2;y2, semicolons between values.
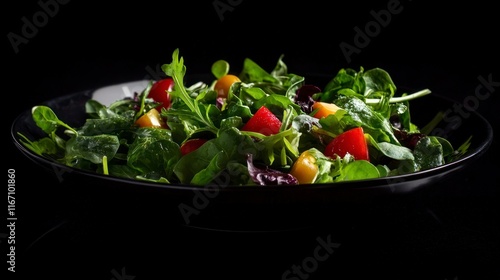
365;88;432;104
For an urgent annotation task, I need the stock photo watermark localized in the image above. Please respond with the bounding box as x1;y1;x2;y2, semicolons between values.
144;64;167;81
7;0;70;54
431;73;497;138
110;267;135;280
51;163;75;183
282;234;340;280
177;161;242;224
177;133;270;224
6;169;17;273
384;72;497;190
139;62;229;225
340;0;409;63
213;0;243;22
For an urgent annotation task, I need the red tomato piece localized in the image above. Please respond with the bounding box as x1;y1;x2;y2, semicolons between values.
241;106;282;136
324;127;370;161
148;78;174;111
180;138;208;156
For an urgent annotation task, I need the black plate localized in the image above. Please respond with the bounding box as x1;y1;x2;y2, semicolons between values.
11;79;494;231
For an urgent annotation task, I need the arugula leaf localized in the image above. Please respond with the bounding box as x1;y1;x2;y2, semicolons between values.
161;48;218;135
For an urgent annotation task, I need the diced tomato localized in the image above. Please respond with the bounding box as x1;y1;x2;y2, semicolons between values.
180;138;208;155
148;78;174;111
324;127;370;161
241;106;282;136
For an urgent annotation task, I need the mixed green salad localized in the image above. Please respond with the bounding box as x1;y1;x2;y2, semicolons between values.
19;48;471;186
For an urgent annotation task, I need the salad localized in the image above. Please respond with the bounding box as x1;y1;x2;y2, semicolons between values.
19;48;471;186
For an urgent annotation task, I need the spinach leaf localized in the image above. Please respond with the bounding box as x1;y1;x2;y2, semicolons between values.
78;112;135;136
413;136;446;170
65;134;120;165
366;134;414;161
32;105;77;135
173;127;256;185
127;127;180;180
334;95;399;144
335;160;381;182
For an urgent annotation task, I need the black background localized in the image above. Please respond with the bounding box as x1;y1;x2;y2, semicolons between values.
4;0;500;279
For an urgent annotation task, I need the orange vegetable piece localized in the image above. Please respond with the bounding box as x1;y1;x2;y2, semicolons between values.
135;108;167;128
312;101;341;119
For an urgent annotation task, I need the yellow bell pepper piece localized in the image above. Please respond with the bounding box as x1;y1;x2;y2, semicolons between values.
135;108;167;128
290;150;319;184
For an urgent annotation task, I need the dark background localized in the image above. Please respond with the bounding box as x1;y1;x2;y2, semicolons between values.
5;0;499;279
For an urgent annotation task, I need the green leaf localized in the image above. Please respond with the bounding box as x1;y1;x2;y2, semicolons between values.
366;134;414;161
239;57;279;83
161;48;218;134
449;135;472;162
78;113;135;136
17;133;58;157
127;128;181;180
211;60;230;79
362;67;396;98
413;136;445;170
173;127;255;185
334;95;399;144
32;106;60;134
335;160;380;181
65;134;120;165
32;105;77;135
